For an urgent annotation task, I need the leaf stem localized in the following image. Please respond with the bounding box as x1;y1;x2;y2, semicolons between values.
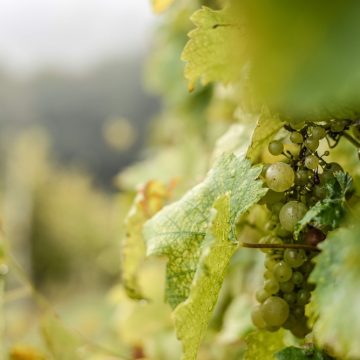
343;132;360;148
241;242;320;252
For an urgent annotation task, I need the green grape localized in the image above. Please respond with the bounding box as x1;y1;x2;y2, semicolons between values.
264;270;274;279
311;126;327;139
304;136;319;152
270;236;283;245
300;260;314;275
256;288;270;303
251;305;267;329
265;221;277;231
283;314;297;330
265;162;295;192
280;280;295;293
271;202;284;215
261;296;289;327
268;141;284;156
273;261;292;282
289;120;305;130
292;271;304;286
265;256;278;270
275;225;292;238
283;292;297;305
304;155;319;169
260;189;285;205
295;169;311;185
284;249;306;268
293;305;305;318
297;289;311;306
264;279;280;295
290;132;304;144
291;321;311;338
279;201;308;232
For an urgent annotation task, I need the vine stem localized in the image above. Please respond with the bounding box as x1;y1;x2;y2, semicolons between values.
343;132;360;148
241;242;320;252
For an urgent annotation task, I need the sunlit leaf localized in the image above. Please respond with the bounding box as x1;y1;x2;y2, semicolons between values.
276;346;334;360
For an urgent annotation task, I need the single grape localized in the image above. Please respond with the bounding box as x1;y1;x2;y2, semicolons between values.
326;162;343;174
297;289;311;306
265;256;278;270
261;296;289;327
271;202;284;215
275;225;292;238
284;249;306;268
265;162;295;192
260;189;285;205
251;305;267;329
264;279;280;295
331;121;345;132
273;261;293;282
256;288;270;303
264;270;274;279
292;271;304;286
304;155;319;170
313;185;326;199
283;314;297;330
290;318;311;338
283;292;297;305
268;141;284;156
290;132;304;144
279;201;308;232
311;126;326;140
293;305;305;318
280;280;295;293
289;120;305;130
305;137;319;152
295;169;311;185
270;236;283;245
300;260;314;275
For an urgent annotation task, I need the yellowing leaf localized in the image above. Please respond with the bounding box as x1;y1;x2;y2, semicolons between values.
151;0;174;14
308;220;360;358
244;330;286;360
182;6;246;90
9;346;46;360
144;154;267;308
122;180;172;299
174;194;237;360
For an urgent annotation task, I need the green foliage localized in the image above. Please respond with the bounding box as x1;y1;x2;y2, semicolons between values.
309;219;360;358
244;330;286;360
173;194;237;360
276;346;334;360
294;172;353;239
144;154;267;308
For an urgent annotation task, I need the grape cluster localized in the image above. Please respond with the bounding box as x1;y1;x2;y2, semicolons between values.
252;119;352;337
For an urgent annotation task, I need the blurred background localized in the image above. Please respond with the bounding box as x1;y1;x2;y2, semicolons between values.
0;1;166;357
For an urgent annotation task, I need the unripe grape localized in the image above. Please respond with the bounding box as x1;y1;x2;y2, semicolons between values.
313;185;326;199
305;155;319;169
300;260;314;275
268;141;284;156
290;132;304;144
311;126;326;139
283;292;297;305
295;169;311;185
326;162;343;174
279;201;308;232
290;319;311;338
331;121;345;132
297;289;311;305
284;249;306;268
273;261;293;282
264;279;280;295
251;305;267;329
289;120;305;130
293;305;305;318
260;189;285;205
261;296;289;327
256;288;270;303
292;271;304;286
280;280;295;293
265;162;295;192
305;137;319;152
271;202;284;215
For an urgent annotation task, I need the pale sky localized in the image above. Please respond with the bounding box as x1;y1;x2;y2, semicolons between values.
0;0;157;74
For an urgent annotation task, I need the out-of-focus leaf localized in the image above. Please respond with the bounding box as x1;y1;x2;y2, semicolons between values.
144;154;267;308
41;314;81;360
246;110;284;163
182;6;246;91
122;180;171;299
275;346;334;360
308;219;360;358
244;330;286;360
294;172;352;239
173;194;238;360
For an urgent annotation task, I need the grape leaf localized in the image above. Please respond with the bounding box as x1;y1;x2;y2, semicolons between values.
294;172;352;240
173;194;238;360
122;181;171;299
308;220;360;358
143;154;267;308
151;0;174;13
9;345;46;360
181;6;246;91
244;330;286;360
276;346;334;360
246;109;284;163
